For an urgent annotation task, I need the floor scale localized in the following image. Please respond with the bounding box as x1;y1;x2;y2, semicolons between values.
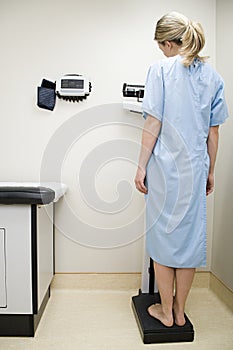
132;249;194;344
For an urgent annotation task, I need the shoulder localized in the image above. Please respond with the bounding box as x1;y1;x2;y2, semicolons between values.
148;56;180;76
150;55;180;69
201;62;224;85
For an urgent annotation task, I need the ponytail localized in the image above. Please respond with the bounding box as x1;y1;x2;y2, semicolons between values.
154;12;208;67
179;21;206;67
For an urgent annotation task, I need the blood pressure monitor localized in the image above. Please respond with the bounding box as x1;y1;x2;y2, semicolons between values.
56;74;92;102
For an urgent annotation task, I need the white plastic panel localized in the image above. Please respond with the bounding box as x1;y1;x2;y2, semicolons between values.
37;203;54;309
0;205;32;314
0;228;7;308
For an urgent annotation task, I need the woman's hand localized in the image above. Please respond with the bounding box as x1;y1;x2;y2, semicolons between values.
206;173;214;196
134;166;148;194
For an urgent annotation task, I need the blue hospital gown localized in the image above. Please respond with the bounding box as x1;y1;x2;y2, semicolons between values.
142;55;228;268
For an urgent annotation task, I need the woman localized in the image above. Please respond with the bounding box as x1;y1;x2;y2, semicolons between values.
135;12;228;327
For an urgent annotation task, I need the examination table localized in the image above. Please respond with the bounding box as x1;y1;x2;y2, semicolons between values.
0;182;66;336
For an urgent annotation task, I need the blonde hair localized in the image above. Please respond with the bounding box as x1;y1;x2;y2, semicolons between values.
154;12;207;67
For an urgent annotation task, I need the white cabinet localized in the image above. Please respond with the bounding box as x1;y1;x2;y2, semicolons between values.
0;228;6;308
0;205;33;314
0;203;54;336
0;183;66;336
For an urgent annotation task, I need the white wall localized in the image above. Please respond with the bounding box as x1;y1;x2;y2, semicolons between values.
0;0;216;272
212;0;233;290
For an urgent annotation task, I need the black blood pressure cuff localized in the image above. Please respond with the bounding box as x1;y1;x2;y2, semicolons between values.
37;79;56;111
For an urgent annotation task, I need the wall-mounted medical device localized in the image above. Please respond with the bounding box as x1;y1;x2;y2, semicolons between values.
56;74;92;102
37;74;92;111
122;83;144;101
122;83;144;114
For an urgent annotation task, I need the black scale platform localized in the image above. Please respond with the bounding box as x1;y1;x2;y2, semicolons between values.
131;259;194;344
132;293;194;344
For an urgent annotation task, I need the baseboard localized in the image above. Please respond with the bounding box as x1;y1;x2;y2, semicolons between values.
0;286;50;337
192;271;210;288
52;271;211;290
51;272;233;314
209;273;233;313
51;273;142;291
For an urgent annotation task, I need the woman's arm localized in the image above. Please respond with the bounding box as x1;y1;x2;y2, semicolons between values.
206;125;219;196
134;115;161;194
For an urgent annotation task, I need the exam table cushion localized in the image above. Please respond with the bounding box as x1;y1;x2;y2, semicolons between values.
0;187;55;204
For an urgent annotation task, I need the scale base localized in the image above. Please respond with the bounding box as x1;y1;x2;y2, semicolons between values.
132;293;194;344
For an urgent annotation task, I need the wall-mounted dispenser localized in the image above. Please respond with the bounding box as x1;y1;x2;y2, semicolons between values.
37;74;92;111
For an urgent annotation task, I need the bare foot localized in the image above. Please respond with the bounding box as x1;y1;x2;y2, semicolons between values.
147;304;174;327
173;303;186;326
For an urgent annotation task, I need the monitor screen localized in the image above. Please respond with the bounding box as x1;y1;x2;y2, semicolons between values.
61;79;84;89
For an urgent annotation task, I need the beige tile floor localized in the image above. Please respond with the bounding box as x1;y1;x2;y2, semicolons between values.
0;274;233;350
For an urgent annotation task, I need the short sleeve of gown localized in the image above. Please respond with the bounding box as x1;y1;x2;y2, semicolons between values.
142;64;164;121
210;80;229;126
